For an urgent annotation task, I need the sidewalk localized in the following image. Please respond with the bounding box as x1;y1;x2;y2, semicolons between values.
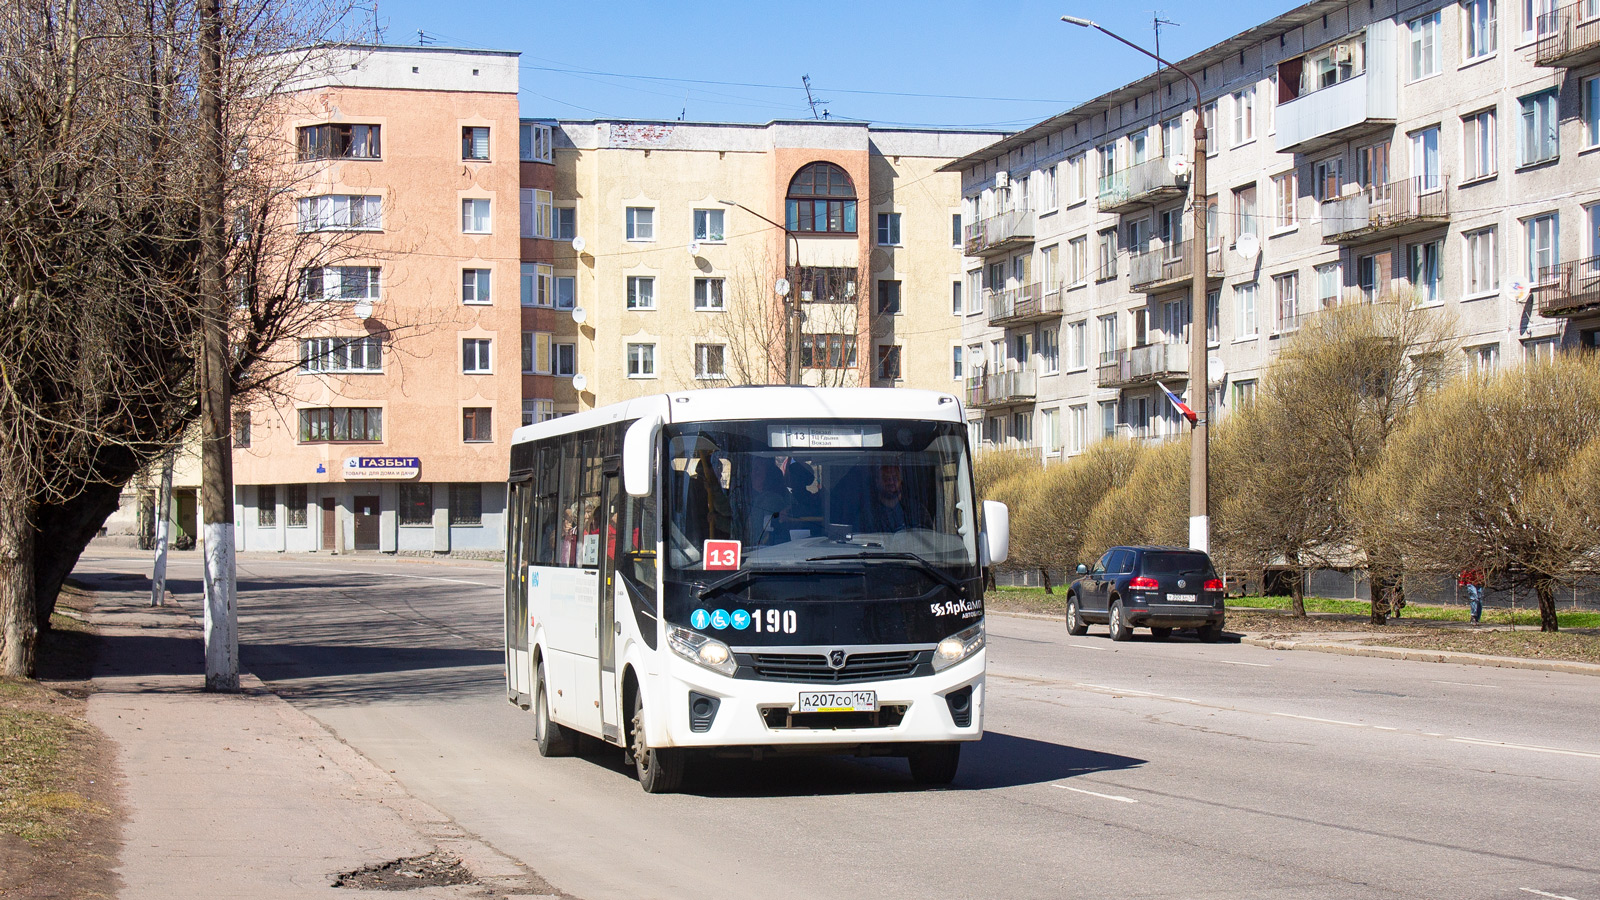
78;574;562;899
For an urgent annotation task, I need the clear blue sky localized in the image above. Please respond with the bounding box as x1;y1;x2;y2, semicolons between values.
366;0;1303;129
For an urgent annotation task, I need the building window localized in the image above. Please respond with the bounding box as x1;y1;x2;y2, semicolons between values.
693;209;725;242
297;194;381;232
951;281;963;315
876;212;901;246
296;123;380;160
1467;342;1501;373
522;331;548;374
1520;91;1560;166
1271;171;1297;229
1410;127;1441;191
554;342;576;376
298;407;382;442
520;263;552;307
1070;405;1088;453
520;188;552;238
461;268;492;305
233;411;251;448
1314;262;1341;308
462;408;492;443
1357;254;1383;302
951;345;964;380
462;198;491;234
399;484;432;525
518;122;553;162
521;399;555;427
286;484;307;527
449;484;483;526
625;207;654;241
1206;290;1220;346
1097;228;1118;280
951;213;962;247
555;275;576;310
1234;184;1258;241
1064;320;1086;369
1409;12;1441;81
1096;314;1118;363
695;344;725;379
627;275;655;310
1162;298;1190;345
1036;325;1058;374
785;162;857;233
1465;228;1499;295
1409;240;1443;303
876;345;902;381
1524;336;1558;362
1465;0;1498;59
462;126;490;160
1040;408;1061;455
1231;86;1256;146
876;279;901;315
1235;283;1259;337
1463;109;1497;181
463;338;493;373
1099;400;1117;439
1589;204;1600;260
1066;153;1086;204
1041;165;1059;211
1356;142;1389;192
1233;379;1257;407
300;266;380;302
800;335;857;369
1523;0;1559;40
1585;76;1600;149
258;485;276;527
694;278;725;311
1525;213;1559;282
300;336;382;373
627;343;656;377
554;207;576;240
1202;102;1218;155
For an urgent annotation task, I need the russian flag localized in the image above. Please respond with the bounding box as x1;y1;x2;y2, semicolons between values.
1156;381;1198;425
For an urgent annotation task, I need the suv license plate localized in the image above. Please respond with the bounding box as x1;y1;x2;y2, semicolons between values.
797;691;877;713
1167;593;1197;602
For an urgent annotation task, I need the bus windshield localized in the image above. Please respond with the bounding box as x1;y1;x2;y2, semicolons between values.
663;420;977;572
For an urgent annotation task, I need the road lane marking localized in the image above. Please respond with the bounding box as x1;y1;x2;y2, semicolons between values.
1520;889;1584;900
1054;784;1138;803
1451;738;1600;760
382;573;496;587
1272;712;1372;728
1215;659;1271;667
1068;643;1109;651
1432;680;1498;688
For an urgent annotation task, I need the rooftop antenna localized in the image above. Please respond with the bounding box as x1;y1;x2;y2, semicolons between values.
801;74;828;120
680;91;688;121
416;29;433;46
1154;14;1180;102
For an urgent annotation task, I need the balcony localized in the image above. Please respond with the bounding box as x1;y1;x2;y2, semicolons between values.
1096;343;1189;389
1097;157;1188;214
986;282;1065;327
964;207;1035;257
1129;240;1224;293
1533;257;1600;317
1274;22;1398;156
1320;177;1449;244
965;368;1037;409
1536;2;1600;67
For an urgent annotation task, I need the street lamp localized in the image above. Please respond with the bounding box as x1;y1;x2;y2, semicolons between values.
1062;15;1212;553
719;198;802;386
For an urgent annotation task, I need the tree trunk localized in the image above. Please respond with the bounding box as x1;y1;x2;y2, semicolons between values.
1535;579;1559;633
31;480;128;633
1368;571;1391;625
1290;570;1306;617
1039;567;1053;595
0;500;38;677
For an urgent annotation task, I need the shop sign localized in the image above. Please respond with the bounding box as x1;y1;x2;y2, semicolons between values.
343;456;420;480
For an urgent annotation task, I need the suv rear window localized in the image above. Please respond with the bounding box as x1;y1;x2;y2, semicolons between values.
1141;551;1214;577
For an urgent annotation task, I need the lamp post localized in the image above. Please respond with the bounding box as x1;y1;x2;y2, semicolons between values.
1062;15;1211;553
719;199;802;386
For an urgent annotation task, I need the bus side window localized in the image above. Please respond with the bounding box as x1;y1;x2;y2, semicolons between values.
622;494;657;589
532;445;560;565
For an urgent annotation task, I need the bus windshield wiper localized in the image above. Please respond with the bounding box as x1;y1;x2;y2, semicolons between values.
695;564;836;599
806;551;966;594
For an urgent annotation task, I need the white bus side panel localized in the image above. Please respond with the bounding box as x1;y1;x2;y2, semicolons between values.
527;564;603;736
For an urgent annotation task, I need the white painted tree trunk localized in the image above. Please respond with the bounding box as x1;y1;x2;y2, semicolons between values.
202;521;237;691
151;452;174;607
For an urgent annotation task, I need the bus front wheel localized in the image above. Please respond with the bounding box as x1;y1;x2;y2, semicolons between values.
535;662;577;758
907;743;961;786
630;692;686;794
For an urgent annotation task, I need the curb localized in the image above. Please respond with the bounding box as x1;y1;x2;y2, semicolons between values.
1241;636;1600;677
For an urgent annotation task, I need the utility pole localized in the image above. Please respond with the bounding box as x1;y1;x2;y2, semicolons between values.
198;0;238;691
1062;16;1210;553
719;199;801;385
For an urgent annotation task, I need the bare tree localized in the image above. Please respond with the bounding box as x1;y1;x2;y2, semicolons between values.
1079;437;1186;561
718;246;869;388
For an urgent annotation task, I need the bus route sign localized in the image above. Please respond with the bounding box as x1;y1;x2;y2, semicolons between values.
343;456;421;480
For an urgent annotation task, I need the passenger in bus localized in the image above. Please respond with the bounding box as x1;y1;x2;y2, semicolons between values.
783;460;824;533
857;463;929;534
558;507;579;566
743;458;793;545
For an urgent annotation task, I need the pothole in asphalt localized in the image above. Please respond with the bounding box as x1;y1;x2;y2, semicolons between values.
333;851;476;890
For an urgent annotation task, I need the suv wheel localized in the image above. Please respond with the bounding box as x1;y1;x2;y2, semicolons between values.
1066;597;1088;636
1108;600;1132;642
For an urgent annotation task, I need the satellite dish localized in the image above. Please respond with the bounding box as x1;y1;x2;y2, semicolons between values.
571;306;587;324
1208;356;1226;382
1235;233;1260;261
353;301;373;320
687;241;701;257
570;235;586;253
1168;156;1191;178
571;373;588;392
1511;281;1531;303
774;278;791;297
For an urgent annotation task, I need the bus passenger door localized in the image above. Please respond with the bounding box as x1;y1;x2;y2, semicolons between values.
597;473;623;741
506;480;530;703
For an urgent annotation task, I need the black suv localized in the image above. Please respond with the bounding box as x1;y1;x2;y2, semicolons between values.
1066;546;1225;642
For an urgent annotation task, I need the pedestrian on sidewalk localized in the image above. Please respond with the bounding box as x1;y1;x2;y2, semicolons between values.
1460;568;1485;624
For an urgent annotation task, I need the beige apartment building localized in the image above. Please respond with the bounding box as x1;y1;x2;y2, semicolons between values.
951;0;1600;457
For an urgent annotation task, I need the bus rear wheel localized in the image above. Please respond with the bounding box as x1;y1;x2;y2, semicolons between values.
535;662;576;758
907;743;961;786
630;692;685;794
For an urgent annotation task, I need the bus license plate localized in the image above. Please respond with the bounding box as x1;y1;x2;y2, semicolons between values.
796;691;877;713
1167;593;1197;602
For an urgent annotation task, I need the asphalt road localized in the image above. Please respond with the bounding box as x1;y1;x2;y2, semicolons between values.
75;549;1600;900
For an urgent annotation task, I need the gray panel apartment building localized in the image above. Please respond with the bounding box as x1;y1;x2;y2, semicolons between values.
948;0;1600;455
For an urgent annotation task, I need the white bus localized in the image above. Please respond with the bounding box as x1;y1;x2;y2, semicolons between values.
503;387;1008;793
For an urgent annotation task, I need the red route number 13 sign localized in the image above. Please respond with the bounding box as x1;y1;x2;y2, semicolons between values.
703;540;742;571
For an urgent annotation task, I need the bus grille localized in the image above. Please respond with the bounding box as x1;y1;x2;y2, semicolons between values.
735;650;930;683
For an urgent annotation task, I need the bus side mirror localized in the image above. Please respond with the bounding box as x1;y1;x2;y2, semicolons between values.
623;415;662;498
980;500;1009;566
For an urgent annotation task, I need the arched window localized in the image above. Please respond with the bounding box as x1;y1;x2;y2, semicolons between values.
785;162;857;234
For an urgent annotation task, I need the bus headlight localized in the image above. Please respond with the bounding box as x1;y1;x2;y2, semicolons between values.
668;626;738;677
932;620;984;671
